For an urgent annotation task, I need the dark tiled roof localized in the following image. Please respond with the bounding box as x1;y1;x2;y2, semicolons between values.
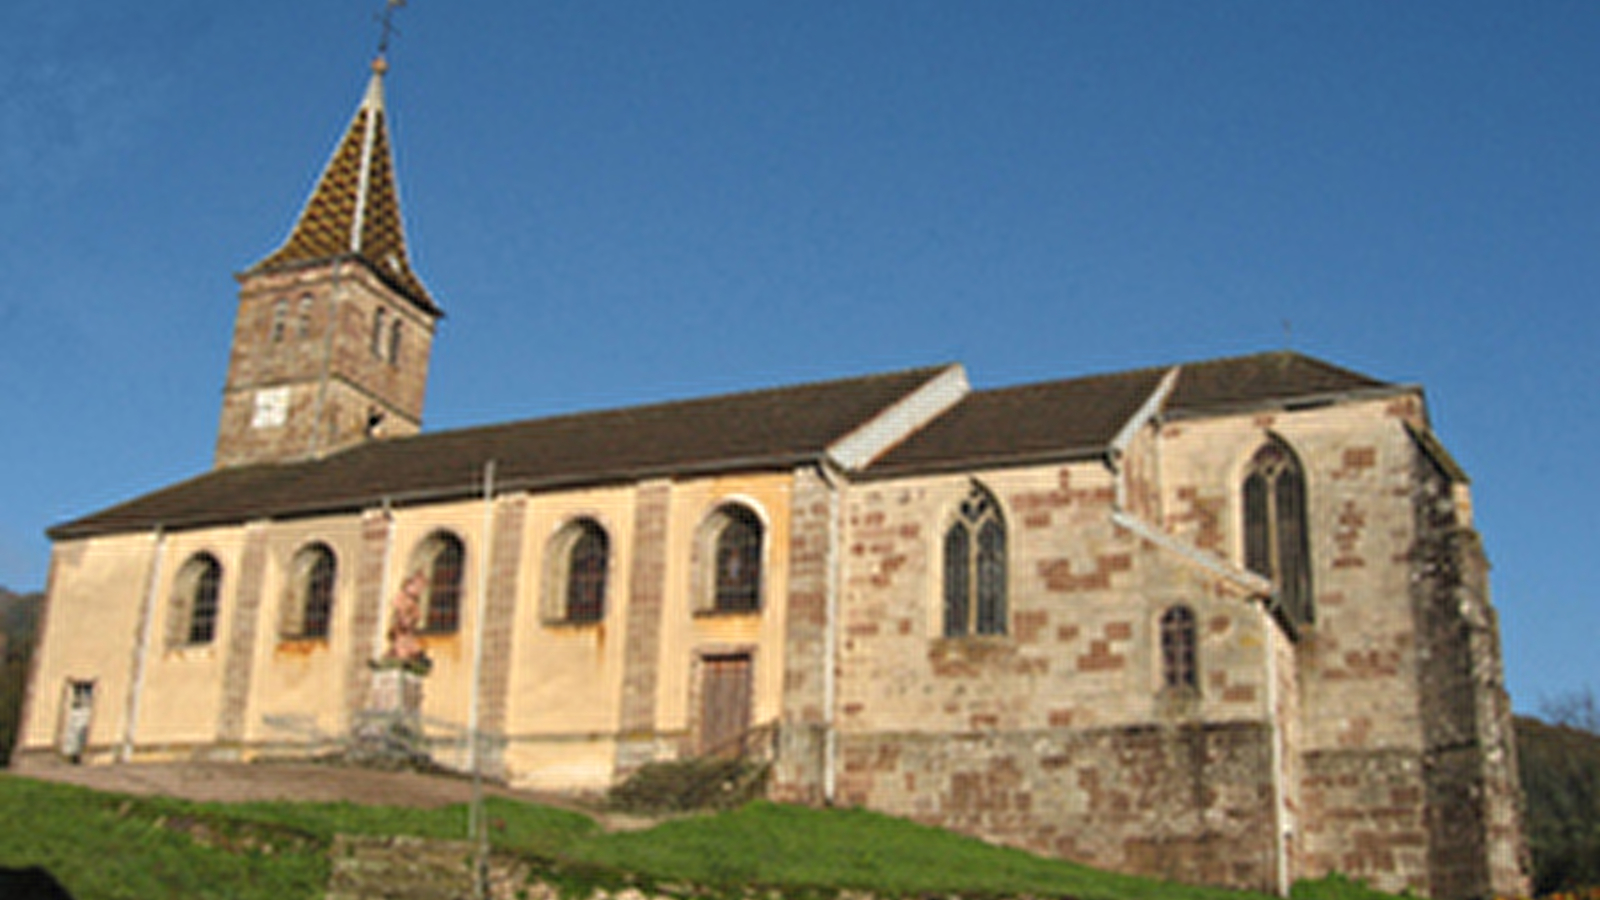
863;351;1394;477
1165;351;1389;415
50;366;950;539
246;65;438;316
50;352;1397;539
864;367;1169;477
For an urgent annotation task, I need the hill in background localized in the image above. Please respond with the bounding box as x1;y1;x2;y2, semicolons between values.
0;586;43;767
1517;702;1600;894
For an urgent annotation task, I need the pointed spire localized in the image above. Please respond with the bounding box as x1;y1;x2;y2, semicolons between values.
248;56;439;316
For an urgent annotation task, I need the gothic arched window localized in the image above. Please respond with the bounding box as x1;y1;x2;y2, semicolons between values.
414;531;465;633
546;518;608;623
172;552;223;647
1243;439;1314;629
1160;605;1199;689
705;504;763;613
285;543;337;639
944;483;1007;637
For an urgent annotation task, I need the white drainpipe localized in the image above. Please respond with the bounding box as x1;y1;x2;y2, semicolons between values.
467;460;496;774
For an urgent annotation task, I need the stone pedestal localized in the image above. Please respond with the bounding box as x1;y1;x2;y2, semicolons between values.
348;667;430;769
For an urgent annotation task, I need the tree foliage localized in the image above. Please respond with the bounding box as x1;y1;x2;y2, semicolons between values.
0;587;43;767
1517;689;1600;893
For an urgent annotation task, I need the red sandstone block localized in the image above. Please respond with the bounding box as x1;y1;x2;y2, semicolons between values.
1104;621;1133;640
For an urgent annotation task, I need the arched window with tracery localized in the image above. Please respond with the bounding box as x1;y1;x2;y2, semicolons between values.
703;504;762;613
285;543;337;639
1244;439;1314;629
944;483;1007;637
171;552;223;647
413;531;464;633
546;518;608;623
1160;605;1199;689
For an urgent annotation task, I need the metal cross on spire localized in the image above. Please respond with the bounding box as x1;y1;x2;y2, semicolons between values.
376;0;407;57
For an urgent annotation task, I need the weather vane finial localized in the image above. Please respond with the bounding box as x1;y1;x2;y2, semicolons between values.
376;0;407;58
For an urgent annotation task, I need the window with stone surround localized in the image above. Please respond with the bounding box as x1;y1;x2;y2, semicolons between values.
387;317;403;367
412;531;465;633
1243;438;1314;630
943;482;1007;637
696;503;763;614
544;518;608;624
283;542;337;639
1160;605;1198;689
270;299;288;343
371;307;387;359
170;552;223;647
297;295;314;339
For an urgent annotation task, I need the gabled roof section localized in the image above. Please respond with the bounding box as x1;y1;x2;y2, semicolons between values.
864;351;1397;478
50;366;952;539
1164;351;1391;416
865;366;1171;477
246;58;439;316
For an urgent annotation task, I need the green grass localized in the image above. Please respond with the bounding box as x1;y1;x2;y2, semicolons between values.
0;774;1391;900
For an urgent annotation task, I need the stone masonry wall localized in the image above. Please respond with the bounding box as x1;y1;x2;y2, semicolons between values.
1411;444;1529;898
835;462;1280;891
772;466;833;804
218;263;436;468
835;723;1279;892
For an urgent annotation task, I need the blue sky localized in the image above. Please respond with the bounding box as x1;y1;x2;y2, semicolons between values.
2;1;1595;712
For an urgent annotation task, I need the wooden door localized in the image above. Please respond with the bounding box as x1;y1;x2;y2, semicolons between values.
699;654;752;757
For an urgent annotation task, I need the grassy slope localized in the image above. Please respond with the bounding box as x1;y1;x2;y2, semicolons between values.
0;774;1387;900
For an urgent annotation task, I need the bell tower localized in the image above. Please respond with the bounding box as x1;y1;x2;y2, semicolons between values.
216;53;443;469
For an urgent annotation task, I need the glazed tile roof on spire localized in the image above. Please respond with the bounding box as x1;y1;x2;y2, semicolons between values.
248;59;439;316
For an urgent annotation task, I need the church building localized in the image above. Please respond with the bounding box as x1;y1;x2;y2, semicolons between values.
16;54;1528;899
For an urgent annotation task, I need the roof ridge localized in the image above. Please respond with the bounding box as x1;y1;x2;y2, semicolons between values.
362;363;959;447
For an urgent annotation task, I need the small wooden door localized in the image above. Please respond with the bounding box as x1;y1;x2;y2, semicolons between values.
699;654;752;757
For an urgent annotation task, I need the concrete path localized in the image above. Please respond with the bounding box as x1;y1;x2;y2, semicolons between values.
9;757;654;829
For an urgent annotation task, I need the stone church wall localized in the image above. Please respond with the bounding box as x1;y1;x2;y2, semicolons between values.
831;461;1283;889
217;263;436;467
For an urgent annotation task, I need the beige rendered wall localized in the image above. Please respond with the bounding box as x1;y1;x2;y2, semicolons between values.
656;473;793;747
21;534;155;761
240;514;371;749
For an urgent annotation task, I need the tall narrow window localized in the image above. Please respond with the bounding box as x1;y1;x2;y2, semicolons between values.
270;299;288;343
297;295;314;339
172;552;223;647
387;318;403;367
371;307;387;358
943;483;1007;637
565;520;608;623
709;505;762;613
415;532;464;633
287;543;337;639
1244;440;1314;629
1160;605;1199;689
